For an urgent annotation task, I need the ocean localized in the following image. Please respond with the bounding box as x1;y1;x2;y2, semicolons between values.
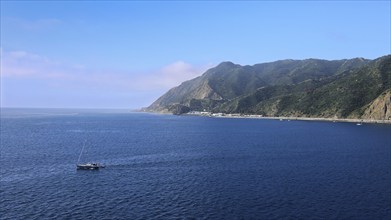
1;108;390;219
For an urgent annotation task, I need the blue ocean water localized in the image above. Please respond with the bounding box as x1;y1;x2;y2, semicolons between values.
1;108;390;219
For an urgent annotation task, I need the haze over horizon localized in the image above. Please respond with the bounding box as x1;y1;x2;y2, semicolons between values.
1;1;390;109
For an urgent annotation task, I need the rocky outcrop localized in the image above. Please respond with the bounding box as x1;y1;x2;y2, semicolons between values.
169;104;191;115
362;90;391;120
187;80;222;101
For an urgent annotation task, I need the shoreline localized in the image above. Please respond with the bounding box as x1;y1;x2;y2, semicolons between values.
183;112;391;124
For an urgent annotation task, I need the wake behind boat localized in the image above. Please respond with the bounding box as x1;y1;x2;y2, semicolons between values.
76;140;105;170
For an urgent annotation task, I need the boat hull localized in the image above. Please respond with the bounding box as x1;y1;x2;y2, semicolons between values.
76;163;103;170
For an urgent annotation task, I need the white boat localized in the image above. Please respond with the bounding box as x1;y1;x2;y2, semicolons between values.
77;162;105;170
76;140;105;170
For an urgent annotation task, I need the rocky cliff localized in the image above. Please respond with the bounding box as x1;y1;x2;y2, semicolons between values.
362;90;391;120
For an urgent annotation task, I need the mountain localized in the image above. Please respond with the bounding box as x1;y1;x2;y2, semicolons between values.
146;55;391;120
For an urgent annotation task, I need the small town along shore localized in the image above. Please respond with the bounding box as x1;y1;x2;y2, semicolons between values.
185;111;391;124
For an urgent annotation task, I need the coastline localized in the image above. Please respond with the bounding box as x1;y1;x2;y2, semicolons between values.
183;112;391;124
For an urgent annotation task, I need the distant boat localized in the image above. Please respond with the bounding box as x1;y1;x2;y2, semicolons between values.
77;162;105;170
76;140;105;170
356;120;363;126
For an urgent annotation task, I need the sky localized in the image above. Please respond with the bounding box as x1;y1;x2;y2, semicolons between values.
1;1;390;109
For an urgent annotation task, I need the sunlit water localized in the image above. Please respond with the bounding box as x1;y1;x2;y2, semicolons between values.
1;108;390;219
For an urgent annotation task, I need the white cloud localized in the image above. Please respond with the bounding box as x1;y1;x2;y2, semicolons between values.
143;61;214;89
1;50;64;77
1;49;216;108
1;49;214;92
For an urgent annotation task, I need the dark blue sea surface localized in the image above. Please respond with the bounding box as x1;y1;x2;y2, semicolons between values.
1;108;390;219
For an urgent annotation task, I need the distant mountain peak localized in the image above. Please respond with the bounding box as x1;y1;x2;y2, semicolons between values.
214;61;239;69
218;61;236;66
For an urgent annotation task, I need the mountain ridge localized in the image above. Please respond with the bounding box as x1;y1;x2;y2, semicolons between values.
145;55;390;120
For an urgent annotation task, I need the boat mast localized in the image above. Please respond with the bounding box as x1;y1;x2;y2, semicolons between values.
77;139;87;164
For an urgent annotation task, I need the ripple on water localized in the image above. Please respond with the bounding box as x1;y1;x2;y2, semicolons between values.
1;112;390;219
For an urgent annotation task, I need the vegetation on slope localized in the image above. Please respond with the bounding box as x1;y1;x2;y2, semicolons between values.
146;55;390;120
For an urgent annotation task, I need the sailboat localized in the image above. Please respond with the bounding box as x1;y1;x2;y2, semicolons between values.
76;140;105;170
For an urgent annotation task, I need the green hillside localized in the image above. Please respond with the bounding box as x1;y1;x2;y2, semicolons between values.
146;55;391;120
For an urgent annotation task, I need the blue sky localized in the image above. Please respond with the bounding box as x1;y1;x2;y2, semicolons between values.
1;1;390;109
